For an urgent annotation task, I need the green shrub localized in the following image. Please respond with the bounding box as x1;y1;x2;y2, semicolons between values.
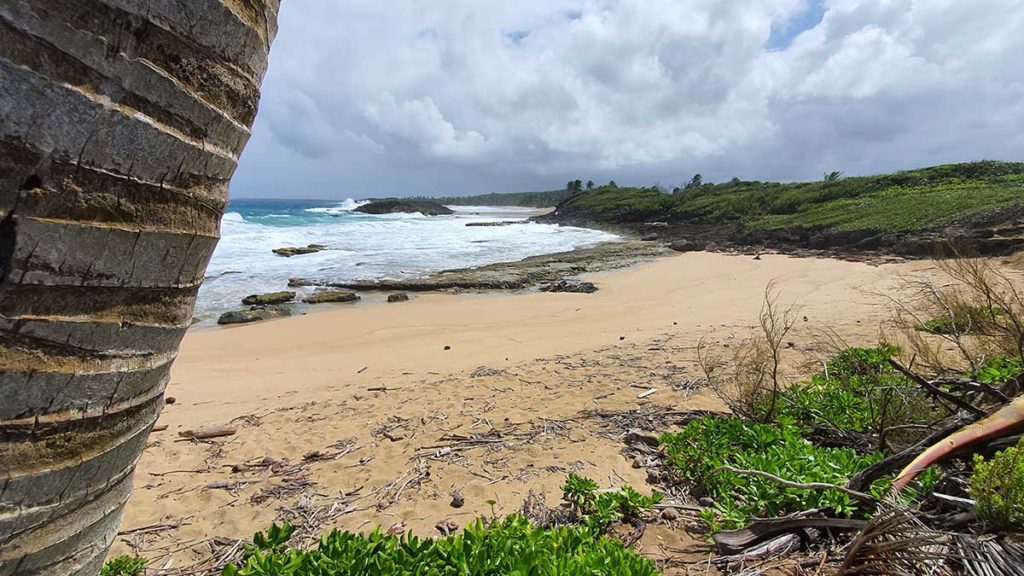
223;516;659;576
920;305;1004;335
971;438;1024;531
660;416;884;531
561;473;662;533
974;357;1024;386
100;555;146;576
772;346;934;441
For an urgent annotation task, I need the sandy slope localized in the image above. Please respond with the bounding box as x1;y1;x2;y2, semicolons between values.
112;251;1008;571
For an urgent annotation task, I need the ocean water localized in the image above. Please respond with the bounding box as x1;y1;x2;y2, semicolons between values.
195;198;619;320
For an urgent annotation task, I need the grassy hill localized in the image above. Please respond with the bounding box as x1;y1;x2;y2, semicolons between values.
409;189;575;208
550;161;1024;233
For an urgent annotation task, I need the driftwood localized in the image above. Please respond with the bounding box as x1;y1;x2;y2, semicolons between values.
713;515;868;554
712;532;805;567
177;426;237;440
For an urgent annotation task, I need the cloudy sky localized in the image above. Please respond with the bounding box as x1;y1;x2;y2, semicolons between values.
230;0;1024;199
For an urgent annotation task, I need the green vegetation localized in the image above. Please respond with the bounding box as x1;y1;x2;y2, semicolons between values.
552;161;1024;232
975;357;1024;386
660;416;885;531
411;189;577;208
773;346;935;442
921;305;1005;335
561;473;662;533
100;555;146;576
971;438;1024;531
666;345;956;531
223;516;659;576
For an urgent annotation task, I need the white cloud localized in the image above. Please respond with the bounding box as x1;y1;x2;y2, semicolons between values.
364;93;487;158
231;0;1024;198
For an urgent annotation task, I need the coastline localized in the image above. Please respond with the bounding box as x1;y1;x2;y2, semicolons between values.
112;250;1023;568
198;239;668;327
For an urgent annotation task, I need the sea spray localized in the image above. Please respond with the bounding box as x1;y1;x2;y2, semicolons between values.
197;199;618;320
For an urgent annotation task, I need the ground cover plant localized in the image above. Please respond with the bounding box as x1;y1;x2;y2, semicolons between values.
222;515;659;576
561;473;663;533
100;555;146;576
660;416;885;531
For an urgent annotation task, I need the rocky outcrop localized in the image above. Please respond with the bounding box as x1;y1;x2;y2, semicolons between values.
540;280;598;293
301;290;361;304
218;305;294;325
273;244;326;257
355;199;454;216
290;242;668;293
241;291;296;305
388;293;410;303
466;221;519;227
669;239;705;253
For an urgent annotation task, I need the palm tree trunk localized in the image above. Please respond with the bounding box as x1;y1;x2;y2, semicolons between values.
0;2;279;574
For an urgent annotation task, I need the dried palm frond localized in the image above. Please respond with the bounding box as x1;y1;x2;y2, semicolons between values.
892;397;1024;493
840;502;1024;576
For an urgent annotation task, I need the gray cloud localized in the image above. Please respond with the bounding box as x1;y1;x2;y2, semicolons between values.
230;0;1024;199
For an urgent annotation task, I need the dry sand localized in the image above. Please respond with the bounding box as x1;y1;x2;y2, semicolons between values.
112;251;1019;571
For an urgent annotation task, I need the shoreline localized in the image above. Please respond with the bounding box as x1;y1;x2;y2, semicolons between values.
196;239;667;328
112;250;1023;569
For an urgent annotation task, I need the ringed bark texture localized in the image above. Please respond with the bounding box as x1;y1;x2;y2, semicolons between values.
0;2;279;574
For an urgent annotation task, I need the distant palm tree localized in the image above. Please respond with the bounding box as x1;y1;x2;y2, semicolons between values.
0;2;279;574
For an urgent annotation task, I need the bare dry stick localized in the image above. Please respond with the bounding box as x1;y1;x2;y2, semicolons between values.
888;359;986;417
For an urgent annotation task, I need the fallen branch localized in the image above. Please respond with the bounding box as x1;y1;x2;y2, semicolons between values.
177;426;238;440
888;359;986;418
713;515;866;555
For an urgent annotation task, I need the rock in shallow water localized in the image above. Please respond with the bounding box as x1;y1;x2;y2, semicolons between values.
301;290;361;304
217;305;294;325
388;293;410;303
272;244;326;257
354;199;453;216
241;291;295;305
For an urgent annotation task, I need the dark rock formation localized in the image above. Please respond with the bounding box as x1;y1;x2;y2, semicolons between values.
273;244;326;257
241;291;295;305
301;290;361;304
388;293;410;303
669;239;705;252
217;305;294;325
465;221;519;227
355;199;454;216
540;280;598;294
288;242;668;293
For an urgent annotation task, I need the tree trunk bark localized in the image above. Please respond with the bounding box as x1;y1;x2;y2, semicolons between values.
0;2;279;574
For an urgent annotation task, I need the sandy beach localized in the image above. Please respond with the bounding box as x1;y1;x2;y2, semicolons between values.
112;250;1021;571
